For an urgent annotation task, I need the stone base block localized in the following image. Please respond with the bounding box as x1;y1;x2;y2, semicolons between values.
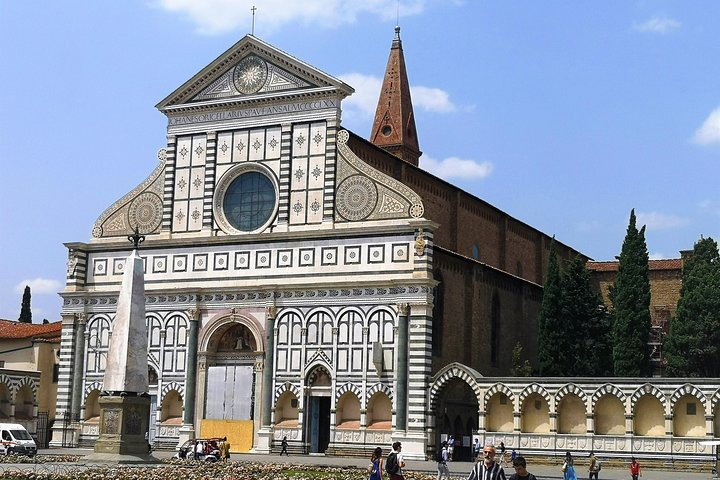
94;395;151;456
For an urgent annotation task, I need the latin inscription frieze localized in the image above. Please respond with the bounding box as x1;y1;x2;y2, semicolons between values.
169;99;338;126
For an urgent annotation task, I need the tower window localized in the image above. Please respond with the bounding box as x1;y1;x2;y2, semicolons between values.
381;126;392;136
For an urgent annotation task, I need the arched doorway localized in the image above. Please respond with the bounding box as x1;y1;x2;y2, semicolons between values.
304;365;331;453
205;321;261;421
434;378;478;461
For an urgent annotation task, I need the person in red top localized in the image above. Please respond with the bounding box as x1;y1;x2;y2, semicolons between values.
629;457;641;480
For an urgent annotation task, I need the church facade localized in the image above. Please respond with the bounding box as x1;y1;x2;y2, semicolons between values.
52;31;717;463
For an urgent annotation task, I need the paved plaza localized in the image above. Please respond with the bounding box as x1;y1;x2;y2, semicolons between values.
25;448;717;479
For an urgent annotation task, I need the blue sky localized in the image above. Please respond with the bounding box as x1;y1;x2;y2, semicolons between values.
1;1;719;322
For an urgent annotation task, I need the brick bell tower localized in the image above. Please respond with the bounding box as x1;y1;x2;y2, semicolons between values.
370;26;422;166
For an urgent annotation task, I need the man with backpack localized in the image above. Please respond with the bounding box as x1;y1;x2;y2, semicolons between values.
437;441;450;480
386;441;406;480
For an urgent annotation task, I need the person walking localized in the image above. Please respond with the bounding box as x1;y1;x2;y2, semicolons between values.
368;446;383;480
588;452;599;480
473;438;481;461
467;444;506;480
499;441;507;466
280;436;289;456
629;457;641;480
447;435;455;461
562;451;577;480
437;441;450;480
509;455;537;480
220;436;230;461
386;441;406;480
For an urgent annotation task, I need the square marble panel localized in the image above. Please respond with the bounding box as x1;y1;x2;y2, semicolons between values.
256;250;271;269
321;247;337;266
344;246;361;265
153;256;168;274
214;252;229;270
112;258;126;276
299;248;315;267
392;243;409;263
193;253;208;271
368;244;385;264
173;255;188;273
216;132;233;164
277;249;293;268
93;259;108;277
235;251;250;269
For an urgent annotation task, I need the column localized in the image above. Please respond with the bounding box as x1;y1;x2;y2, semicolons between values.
70;313;87;420
395;304;409;431
261;305;277;426
183;309;200;426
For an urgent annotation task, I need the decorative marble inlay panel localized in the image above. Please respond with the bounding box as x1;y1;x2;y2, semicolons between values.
335;130;424;222
321;247;337;266
235;251;250;269
128;192;163;233
103;409;120;435
392;243;409;263
336;175;378;221
293;125;310;157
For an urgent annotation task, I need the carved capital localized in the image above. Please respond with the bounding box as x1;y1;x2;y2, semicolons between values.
75;312;87;324
397;303;409;316
266;305;278;320
188;309;201;321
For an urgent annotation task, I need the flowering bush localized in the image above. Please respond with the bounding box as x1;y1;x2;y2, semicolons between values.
0;461;461;480
0;454;80;464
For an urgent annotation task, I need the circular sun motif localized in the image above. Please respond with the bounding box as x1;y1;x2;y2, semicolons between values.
233;55;268;94
128;192;163;233
336;175;378;221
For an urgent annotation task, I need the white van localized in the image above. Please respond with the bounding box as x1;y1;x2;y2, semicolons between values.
0;423;37;456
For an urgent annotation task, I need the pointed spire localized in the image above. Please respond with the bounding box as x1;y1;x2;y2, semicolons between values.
370;26;421;166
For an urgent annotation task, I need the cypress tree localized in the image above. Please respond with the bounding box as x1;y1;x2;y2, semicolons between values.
664;237;720;377
561;256;613;376
609;210;652;376
538;241;568;376
18;285;32;323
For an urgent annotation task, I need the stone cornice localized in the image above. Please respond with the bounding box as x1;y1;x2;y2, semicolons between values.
64;218;436;253
60;283;432;313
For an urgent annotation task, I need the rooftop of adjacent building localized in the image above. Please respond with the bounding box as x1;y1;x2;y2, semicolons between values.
0;319;62;342
587;258;683;272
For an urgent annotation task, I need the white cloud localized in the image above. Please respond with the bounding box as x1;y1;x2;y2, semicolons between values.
420;154;493;180
692;107;720;146
14;278;62;296
649;252;666;260
339;73;456;120
339;73;383;117
156;0;428;35
636;211;688;231
633;16;681;34
411;86;456;113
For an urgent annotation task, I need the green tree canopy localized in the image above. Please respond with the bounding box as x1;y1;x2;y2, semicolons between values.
538;242;569;375
561;256;613;376
664;236;720;377
609;209;651;376
18;285;32;323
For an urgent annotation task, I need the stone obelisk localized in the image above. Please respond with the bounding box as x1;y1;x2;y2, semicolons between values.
88;229;155;462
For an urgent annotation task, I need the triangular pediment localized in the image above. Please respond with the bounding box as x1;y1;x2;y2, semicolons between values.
156;35;353;111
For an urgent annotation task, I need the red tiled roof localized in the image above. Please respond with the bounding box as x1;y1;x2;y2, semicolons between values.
587;259;682;272
0;319;62;340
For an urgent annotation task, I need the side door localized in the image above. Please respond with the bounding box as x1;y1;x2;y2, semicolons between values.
0;430;10;453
